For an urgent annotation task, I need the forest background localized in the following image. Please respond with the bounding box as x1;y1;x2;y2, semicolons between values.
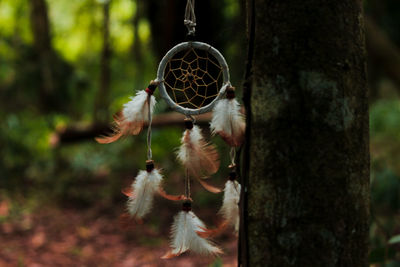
0;0;399;266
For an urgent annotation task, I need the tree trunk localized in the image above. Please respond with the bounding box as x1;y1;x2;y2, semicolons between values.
241;0;370;266
94;0;112;122
131;0;143;62
29;0;54;110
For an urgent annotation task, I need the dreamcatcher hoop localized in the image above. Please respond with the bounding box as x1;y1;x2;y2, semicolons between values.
156;41;230;116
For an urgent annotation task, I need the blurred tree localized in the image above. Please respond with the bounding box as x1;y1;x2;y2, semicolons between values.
29;0;54;110
27;0;75;113
94;0;112;122
241;0;370;266
131;0;143;62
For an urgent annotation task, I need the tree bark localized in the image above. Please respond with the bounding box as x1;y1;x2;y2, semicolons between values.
242;1;370;266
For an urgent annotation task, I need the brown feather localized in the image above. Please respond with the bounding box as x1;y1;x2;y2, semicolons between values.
196;178;221;193
196;221;229;238
178;126;221;180
197;139;220;176
95;113;144;144
95;131;123;144
121;187;133;197
218;130;245;147
158;188;185;201
181;130;220;178
161;251;182;259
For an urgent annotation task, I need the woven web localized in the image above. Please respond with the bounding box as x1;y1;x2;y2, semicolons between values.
164;47;223;109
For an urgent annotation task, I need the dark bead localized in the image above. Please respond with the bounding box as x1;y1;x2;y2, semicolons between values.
182;201;192;211
226;87;236;99
229;170;237;181
184;119;193;130
146;160;154;172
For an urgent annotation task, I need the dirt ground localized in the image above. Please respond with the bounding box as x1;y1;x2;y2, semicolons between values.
0;201;237;267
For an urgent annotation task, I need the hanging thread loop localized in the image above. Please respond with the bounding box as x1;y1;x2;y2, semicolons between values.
184;0;196;36
146;80;159;160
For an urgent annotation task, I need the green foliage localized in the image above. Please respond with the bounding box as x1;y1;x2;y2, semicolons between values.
389;235;400;245
209;257;223;267
371;168;400;212
370;99;400;264
371;100;400;139
0;0;156;185
369;246;396;264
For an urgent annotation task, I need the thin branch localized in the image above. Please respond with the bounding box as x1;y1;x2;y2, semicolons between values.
50;112;212;146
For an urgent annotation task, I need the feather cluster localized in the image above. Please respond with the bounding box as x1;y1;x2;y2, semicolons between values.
96;90;156;144
127;168;162;219
219;180;241;233
198;179;241;238
162;211;222;258
210;98;245;147
177;125;220;178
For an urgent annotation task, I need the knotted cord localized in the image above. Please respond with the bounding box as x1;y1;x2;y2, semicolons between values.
185;168;191;200
146;81;158;160
184;115;195;200
146;96;153;160
184;0;196;36
230;147;236;166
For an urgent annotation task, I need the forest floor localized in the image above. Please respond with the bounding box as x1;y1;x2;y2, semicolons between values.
0;200;237;267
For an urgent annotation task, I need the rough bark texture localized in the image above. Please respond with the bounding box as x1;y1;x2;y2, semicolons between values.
242;1;370;266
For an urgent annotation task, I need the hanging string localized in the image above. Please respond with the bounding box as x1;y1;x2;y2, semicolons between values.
183;115;195;200
230;147;236;166
229;147;240;193
184;168;191;200
146;94;153;160
184;0;196;36
145;80;159;160
187;114;196;123
230;147;239;190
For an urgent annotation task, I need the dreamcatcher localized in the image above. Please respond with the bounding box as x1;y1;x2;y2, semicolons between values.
96;0;245;258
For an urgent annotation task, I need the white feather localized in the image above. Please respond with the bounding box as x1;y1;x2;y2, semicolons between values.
127;169;163;218
177;125;202;163
169;211;222;256
210;99;245;146
219;180;241;232
95;90;156;143
176;125;219;177
123;90;156;123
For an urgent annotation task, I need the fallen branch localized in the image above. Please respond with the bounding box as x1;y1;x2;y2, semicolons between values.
50;112;212;146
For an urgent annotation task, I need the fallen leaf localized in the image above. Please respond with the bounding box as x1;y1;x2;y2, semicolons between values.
31;231;46;248
0;200;10;217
